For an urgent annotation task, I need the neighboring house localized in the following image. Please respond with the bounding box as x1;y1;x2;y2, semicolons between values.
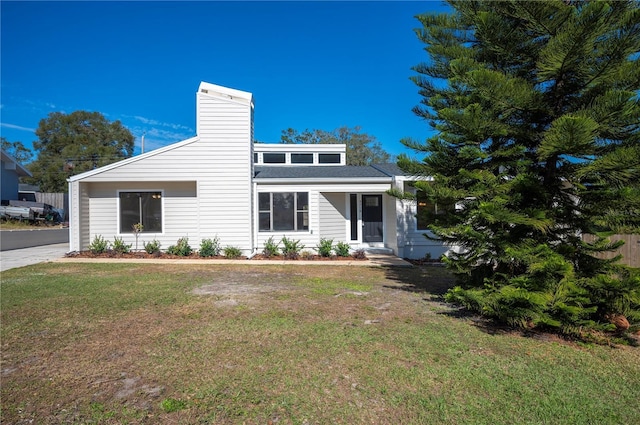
68;82;447;259
1;149;32;203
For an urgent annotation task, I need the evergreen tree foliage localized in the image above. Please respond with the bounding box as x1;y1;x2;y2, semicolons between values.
280;126;391;165
398;0;640;337
28;111;134;192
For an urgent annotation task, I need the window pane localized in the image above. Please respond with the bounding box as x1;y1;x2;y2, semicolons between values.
318;153;340;164
350;194;358;240
297;211;309;230
259;212;271;231
296;192;308;210
416;193;434;230
258;193;270;211
119;192;162;233
120;192;139;233
273;192;294;230
253;152;258;163
291;153;313;164
263;153;286;164
141;192;162;232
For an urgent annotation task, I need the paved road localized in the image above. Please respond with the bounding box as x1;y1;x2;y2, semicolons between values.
0;243;69;272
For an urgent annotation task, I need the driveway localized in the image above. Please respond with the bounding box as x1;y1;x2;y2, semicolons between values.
0;243;69;272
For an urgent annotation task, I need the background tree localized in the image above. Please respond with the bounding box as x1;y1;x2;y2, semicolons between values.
28;111;134;192
280;126;392;165
1;137;33;164
397;1;640;337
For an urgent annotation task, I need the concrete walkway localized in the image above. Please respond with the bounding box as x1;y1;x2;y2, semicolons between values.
1;243;70;272
0;245;412;272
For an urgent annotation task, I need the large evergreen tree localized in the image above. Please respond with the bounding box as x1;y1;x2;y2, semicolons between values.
28;111;134;192
398;0;640;337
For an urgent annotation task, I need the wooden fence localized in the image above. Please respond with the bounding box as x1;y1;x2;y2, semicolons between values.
582;234;640;268
35;192;69;221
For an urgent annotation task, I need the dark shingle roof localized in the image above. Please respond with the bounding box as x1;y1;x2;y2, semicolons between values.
254;165;392;179
371;163;407;176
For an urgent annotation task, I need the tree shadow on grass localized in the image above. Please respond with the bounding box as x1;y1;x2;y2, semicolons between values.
383;265;458;301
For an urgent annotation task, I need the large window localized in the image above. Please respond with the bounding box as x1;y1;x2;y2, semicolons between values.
259;192;309;231
119;192;162;233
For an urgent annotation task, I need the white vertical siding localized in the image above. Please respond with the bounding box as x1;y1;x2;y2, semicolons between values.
86;181;198;250
395;180;449;259
74;89;255;254
319;192;346;241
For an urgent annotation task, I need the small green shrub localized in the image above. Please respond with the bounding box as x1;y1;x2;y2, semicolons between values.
223;246;242;259
167;237;192;256
199;236;221;257
352;249;367;260
143;239;161;254
316;238;334;257
112;236;131;254
160;398;187;413
281;236;304;260
262;236;280;257
334;241;351;257
89;235;109;254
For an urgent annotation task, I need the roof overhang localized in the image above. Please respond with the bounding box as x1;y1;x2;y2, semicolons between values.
1;149;32;177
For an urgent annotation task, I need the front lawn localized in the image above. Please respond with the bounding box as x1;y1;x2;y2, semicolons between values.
1;264;638;424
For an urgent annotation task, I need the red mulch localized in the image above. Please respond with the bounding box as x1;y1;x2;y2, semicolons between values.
66;251;367;261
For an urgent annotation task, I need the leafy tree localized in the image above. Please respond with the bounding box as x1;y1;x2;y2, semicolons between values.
280;126;391;166
28;111;134;192
397;1;640;337
1;137;33;164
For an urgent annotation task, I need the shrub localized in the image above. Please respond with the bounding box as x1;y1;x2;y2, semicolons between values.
281;236;304;260
167;237;192;256
301;250;314;260
316;238;334;257
262;236;280;258
89;235;109;254
223;246;242;259
143;239;161;254
352;249;367;260
112;236;131;254
199;236;221;257
334;241;351;257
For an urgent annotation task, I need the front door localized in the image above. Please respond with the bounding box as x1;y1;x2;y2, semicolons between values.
362;195;383;243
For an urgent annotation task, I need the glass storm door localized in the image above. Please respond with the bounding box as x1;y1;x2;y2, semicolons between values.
362;195;383;243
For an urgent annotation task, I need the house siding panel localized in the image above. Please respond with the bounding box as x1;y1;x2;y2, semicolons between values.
319;193;346;241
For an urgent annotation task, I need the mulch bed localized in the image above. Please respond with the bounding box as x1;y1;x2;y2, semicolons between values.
66;251;368;261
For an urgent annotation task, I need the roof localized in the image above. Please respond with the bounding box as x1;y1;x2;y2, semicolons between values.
371;163;407;176
254;165;393;180
1;149;32;177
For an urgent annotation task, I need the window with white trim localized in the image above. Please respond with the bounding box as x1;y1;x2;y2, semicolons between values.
259;192;309;231
416;191;453;230
119;191;162;233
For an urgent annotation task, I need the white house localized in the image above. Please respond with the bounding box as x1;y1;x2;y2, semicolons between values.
68;82;448;259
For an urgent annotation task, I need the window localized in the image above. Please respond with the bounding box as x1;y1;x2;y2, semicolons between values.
350;194;358;240
416;192;453;230
119;192;162;233
263;153;286;164
318;153;341;164
291;153;313;164
253;152;258;163
259;192;309;231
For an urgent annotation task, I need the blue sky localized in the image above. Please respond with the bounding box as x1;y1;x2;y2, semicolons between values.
1;1;451;160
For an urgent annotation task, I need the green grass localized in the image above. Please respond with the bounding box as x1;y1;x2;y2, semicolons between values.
1;263;638;424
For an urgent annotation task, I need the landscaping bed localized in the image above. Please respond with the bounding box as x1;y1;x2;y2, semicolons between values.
66;250;368;261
